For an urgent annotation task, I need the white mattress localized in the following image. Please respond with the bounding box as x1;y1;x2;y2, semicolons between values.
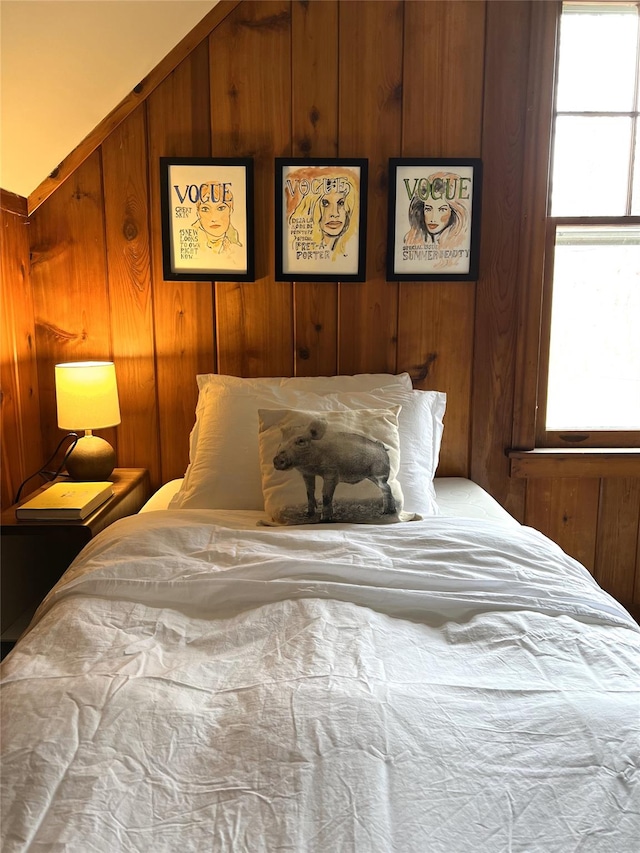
141;476;519;525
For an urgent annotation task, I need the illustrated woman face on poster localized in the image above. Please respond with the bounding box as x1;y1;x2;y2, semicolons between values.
277;160;367;281
194;188;242;257
404;172;469;262
286;169;360;261
292;178;358;257
389;160;479;281
163;159;253;281
316;184;351;251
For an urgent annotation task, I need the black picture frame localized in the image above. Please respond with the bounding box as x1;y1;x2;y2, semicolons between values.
160;157;254;281
386;158;482;282
275;158;368;282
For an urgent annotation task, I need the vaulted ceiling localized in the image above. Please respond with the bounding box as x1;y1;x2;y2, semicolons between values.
0;0;217;199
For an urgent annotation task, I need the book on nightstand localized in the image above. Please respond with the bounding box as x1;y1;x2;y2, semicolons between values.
15;481;114;520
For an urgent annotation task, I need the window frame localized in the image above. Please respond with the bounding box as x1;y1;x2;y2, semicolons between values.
514;0;640;452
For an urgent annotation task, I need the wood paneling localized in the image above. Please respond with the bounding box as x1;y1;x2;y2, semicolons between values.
525;477;600;572
0;196;41;507
522;474;640;611
510;448;640;479
397;0;485;477
147;41;215;485
512;1;559;449
337;0;402;375
595;479;640;605
398;282;475;476
291;0;339;377
472;0;531;519
29;152;116;458
402;0;486;159
102;106;161;486
1;0;638;615
213;1;294;378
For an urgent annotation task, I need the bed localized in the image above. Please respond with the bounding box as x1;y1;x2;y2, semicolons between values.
2;374;639;852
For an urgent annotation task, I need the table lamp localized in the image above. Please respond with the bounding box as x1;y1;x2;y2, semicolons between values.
55;361;121;481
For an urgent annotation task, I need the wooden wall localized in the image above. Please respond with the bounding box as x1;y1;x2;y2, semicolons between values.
22;0;496;492
1;193;43;508
1;0;639;614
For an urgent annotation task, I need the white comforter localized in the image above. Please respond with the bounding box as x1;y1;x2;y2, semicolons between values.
2;511;639;853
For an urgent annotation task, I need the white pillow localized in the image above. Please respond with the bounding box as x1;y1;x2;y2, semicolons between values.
185;373;413;479
169;382;445;515
321;388;445;515
196;373;413;393
258;407;410;525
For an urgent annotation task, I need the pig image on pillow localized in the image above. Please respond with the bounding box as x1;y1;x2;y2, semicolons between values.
258;407;417;525
273;416;396;522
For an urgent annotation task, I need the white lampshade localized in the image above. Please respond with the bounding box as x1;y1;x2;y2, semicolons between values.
55;361;121;430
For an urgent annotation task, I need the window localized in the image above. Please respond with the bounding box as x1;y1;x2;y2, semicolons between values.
537;1;640;447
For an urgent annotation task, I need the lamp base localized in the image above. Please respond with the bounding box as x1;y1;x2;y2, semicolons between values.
65;435;116;481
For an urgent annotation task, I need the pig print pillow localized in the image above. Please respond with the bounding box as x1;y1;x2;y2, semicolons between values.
257;407;417;525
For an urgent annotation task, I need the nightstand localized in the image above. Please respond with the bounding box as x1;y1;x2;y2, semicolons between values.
1;468;151;658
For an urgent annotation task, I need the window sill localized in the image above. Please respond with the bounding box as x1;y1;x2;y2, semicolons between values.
508;448;640;479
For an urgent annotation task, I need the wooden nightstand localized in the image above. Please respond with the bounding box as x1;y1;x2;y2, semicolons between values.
1;468;151;658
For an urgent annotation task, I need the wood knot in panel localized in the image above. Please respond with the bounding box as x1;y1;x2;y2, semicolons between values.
122;218;138;241
35;321;84;343
414;353;438;382
239;10;290;31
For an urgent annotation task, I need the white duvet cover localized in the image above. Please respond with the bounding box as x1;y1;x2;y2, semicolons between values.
2;511;639;853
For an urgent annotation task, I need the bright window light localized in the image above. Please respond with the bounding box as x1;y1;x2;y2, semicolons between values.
544;3;640;435
547;228;640;430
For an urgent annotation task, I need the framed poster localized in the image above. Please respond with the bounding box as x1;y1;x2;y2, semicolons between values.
386;158;482;281
275;158;368;282
160;157;254;281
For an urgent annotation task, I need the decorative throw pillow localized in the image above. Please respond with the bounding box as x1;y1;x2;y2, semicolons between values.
321;388;445;516
258;407;414;525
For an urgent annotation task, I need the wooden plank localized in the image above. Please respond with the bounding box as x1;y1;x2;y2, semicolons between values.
511;0;559;449
397;282;474;476
471;0;532;516
337;0;403;374
212;0;294;378
595;478;640;605
1;190;27;217
525;477;600;572
510;449;640;479
101;105;161;490
147;42;215;483
291;0;338;160
402;0;486;158
29;151;115;461
27;1;243;215
0;204;42;508
291;0;339;377
397;0;486;477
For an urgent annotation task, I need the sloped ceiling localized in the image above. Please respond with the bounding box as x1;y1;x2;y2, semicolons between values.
0;0;218;199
